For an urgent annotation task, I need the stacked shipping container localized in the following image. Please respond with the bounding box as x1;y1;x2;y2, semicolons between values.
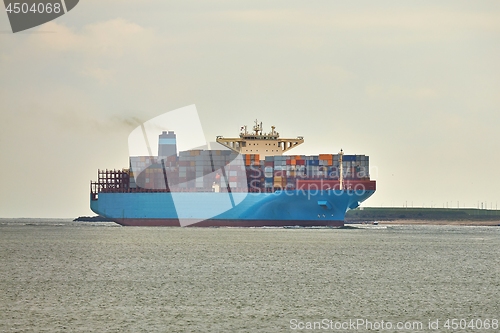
124;151;374;193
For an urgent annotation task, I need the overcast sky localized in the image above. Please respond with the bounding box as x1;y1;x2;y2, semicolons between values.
1;1;499;217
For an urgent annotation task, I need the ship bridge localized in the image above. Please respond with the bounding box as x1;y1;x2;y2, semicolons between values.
216;120;304;158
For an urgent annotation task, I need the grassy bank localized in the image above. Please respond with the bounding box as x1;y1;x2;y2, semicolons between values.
345;207;500;223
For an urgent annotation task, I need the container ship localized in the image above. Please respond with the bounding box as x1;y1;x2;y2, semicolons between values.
90;121;376;227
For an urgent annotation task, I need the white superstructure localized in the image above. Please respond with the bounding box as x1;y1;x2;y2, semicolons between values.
216;120;304;158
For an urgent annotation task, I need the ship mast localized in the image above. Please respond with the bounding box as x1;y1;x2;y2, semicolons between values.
253;119;262;135
339;149;344;190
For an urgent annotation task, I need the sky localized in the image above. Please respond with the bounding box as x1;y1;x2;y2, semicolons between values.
0;1;499;217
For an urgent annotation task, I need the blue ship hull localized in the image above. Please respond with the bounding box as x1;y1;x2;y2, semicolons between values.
90;189;375;227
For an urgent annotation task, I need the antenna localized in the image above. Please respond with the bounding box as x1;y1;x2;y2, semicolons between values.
253;119;260;135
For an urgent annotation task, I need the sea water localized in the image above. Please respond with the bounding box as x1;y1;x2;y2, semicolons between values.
0;220;499;332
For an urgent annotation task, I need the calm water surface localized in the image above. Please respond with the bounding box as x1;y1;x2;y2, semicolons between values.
0;220;499;332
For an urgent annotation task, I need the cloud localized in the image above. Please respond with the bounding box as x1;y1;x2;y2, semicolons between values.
0;19;161;86
27;18;158;54
0;18;161;138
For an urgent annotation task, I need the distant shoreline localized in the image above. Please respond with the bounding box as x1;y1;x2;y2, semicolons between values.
347;219;500;226
73;216;115;222
375;220;500;226
345;207;500;226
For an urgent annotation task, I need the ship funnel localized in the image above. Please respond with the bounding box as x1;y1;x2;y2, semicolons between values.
158;131;177;157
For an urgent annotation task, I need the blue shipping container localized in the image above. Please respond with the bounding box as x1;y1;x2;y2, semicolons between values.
306;160;320;166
